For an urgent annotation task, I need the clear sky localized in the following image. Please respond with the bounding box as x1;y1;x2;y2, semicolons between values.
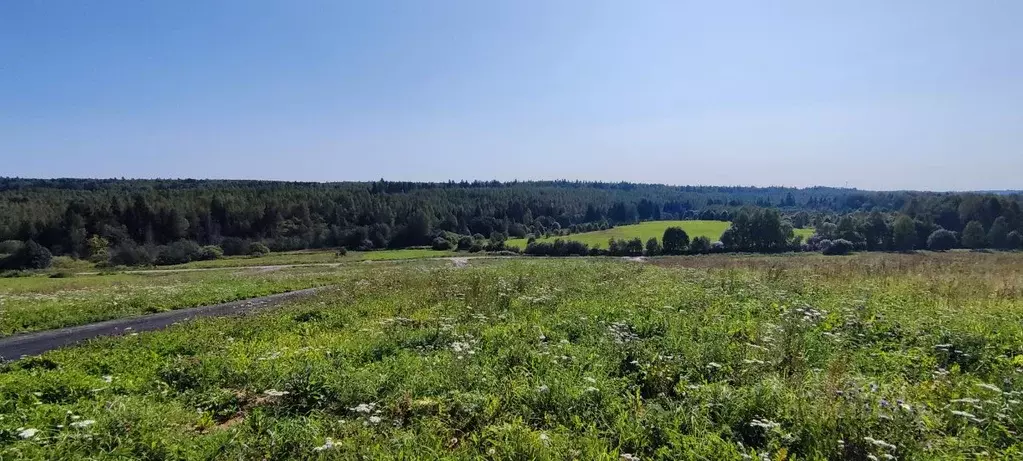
2;1;1020;191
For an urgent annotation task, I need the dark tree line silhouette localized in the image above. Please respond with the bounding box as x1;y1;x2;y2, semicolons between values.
0;178;1021;268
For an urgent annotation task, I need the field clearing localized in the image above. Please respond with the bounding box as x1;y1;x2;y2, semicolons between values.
505;220;814;249
2;252;1023;458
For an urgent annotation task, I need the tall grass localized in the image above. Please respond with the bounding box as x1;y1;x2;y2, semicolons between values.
1;254;1021;459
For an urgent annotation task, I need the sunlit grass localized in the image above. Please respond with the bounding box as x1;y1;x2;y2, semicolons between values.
118;248;457;270
0;267;343;336
505;220;814;249
2;252;1022;459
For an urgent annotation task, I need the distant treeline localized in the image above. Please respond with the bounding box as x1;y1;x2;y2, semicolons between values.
0;178;1021;266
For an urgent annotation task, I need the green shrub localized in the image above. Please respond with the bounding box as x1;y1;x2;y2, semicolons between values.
822;238;854;255
644;237;661;256
1;240;52;270
926;229;958;251
689;236;712;254
249;242;271;256
220;237;252;256
107;242;154;266
432;237;454;251
86;235;110;262
962;221;987;249
661;227;690;255
197;245;224;260
156;241;203;265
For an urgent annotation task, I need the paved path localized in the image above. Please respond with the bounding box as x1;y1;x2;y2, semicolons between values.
0;287;326;360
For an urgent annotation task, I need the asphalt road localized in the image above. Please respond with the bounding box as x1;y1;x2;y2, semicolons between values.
0;287;326;360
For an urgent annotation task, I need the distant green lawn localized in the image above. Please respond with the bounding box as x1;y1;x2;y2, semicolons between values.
505;220;814;249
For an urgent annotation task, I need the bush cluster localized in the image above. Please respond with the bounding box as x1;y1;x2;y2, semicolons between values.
0;240;53;270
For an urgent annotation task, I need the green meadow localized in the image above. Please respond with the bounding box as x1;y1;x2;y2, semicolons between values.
158;248;457;270
2;252;1023;459
506;220;814;249
0;266;345;336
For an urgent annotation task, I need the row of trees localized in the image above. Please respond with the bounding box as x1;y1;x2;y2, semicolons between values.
5;178;1020;259
806;212;1023;253
1;179;1022;265
522;226;714;257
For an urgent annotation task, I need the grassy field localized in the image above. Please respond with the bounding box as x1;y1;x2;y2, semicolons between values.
505;220;814;249
0;266;351;336
114;248;457;270
2;252;1022;458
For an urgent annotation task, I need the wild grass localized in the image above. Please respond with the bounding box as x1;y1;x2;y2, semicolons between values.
505;220;814;249
1;253;1022;459
0;266;347;336
119;248;457;270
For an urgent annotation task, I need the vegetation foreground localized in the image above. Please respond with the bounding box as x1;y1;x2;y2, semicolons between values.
0;266;346;336
2;253;1023;459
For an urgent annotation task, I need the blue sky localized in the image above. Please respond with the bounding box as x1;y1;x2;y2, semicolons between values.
2;0;1020;190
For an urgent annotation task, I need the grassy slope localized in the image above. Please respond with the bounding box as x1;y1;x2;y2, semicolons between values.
506;220;814;249
2;253;1023;459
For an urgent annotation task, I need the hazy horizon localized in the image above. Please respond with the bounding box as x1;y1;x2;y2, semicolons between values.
8;175;1022;194
3;1;1021;191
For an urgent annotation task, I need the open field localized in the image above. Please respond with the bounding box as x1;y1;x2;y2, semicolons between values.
0;266;350;336
505;220;815;249
107;248;458;271
1;252;1022;458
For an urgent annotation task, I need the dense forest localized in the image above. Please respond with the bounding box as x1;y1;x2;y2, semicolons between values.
0;178;1021;267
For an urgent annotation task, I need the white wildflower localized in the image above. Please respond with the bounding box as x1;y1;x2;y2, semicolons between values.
102;375;113;383
313;438;337;451
349;403;376;413
950;398;980;404
584;386;599;393
368;415;382;424
864;436;896;451
70;420;96;428
18;428;38;439
975;383;1003;393
537;385;549;393
620;454;639;461
749;418;780;430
